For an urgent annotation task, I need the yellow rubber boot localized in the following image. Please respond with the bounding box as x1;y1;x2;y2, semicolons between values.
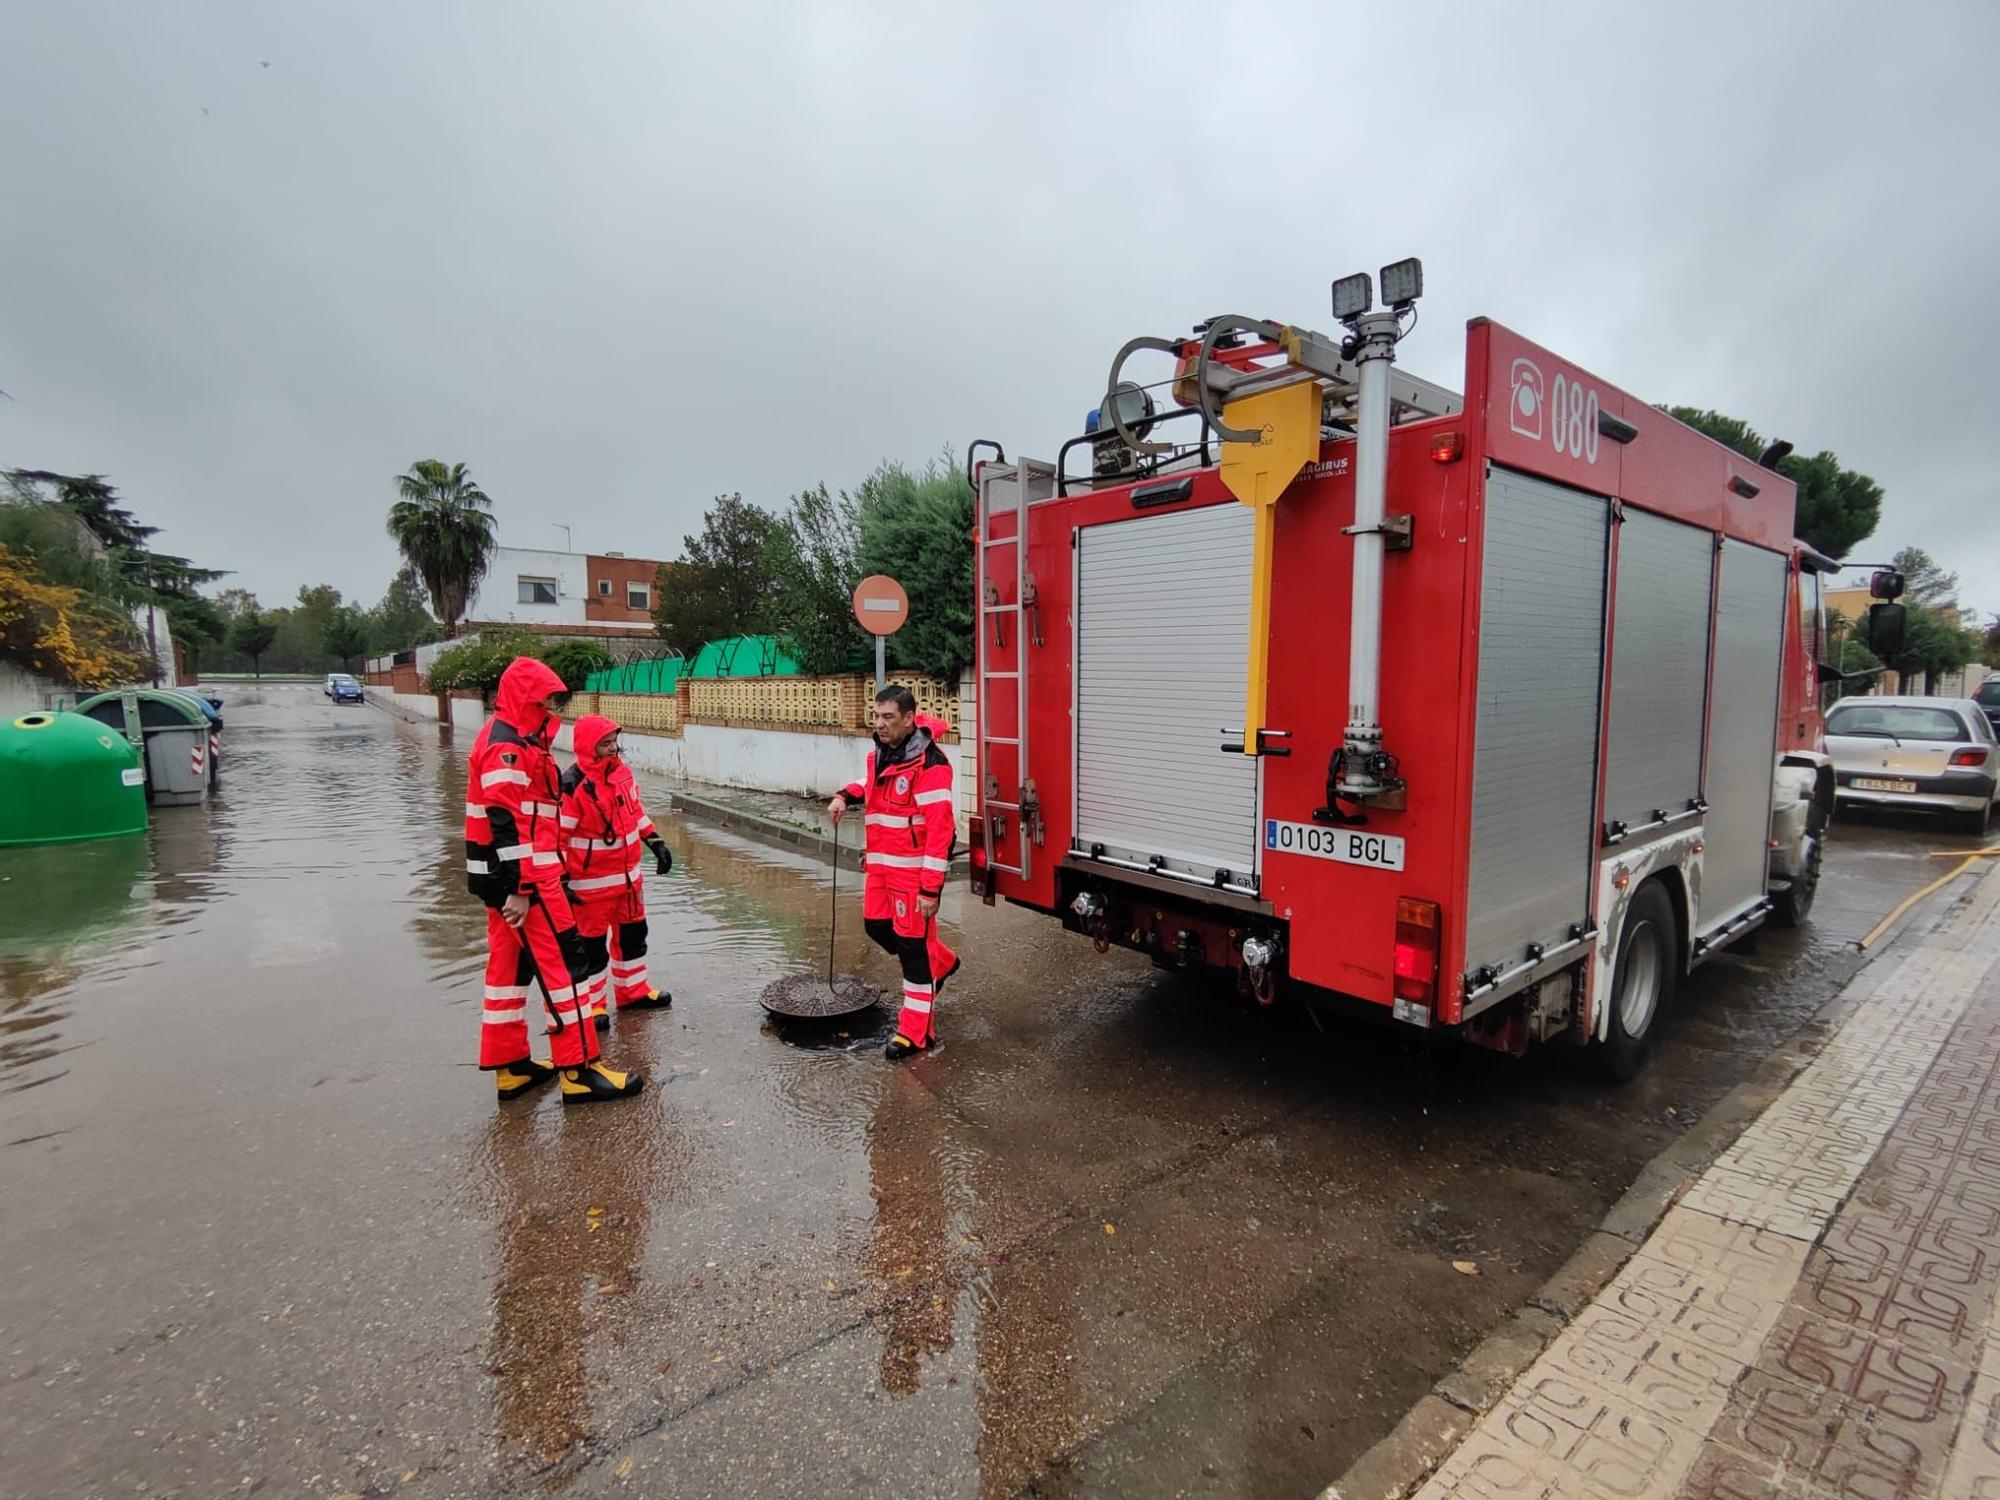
495;1058;556;1101
560;1062;646;1104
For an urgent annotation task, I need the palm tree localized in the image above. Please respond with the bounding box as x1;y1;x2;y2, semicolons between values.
387;460;496;638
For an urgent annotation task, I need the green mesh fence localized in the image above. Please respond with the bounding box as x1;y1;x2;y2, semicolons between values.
583;635;803;694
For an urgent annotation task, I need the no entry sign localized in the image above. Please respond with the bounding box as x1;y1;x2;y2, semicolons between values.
852;575;909;636
853;574;907;693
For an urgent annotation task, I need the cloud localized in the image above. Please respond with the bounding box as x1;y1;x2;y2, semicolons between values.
2;1;1993;615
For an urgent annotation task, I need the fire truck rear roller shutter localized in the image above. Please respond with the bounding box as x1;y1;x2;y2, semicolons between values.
1604;508;1714;835
1464;470;1609;983
1698;539;1788;930
1074;503;1261;889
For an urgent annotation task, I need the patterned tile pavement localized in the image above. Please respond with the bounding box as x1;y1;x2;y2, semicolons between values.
1411;867;2000;1500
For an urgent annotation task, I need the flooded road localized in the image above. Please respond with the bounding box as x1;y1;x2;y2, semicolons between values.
0;685;1965;1499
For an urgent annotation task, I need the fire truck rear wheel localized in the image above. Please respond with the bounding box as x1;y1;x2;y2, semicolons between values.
1772;801;1827;929
1597;881;1677;1082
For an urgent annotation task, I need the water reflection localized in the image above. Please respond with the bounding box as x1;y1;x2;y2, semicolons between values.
0;806;229;1095
145;785;227;913
969;1163;1084;1497
478;1017;688;1478
405;718;486;983
0;838;147;1096
850;1056;1086;1495
861;1070;960;1397
39;689;1088;1490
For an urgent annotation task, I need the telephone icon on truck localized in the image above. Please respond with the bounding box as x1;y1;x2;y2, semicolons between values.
1508;357;1544;441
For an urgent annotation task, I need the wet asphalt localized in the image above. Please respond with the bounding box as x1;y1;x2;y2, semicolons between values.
0;685;1966;1499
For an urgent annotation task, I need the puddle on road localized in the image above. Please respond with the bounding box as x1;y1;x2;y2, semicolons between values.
3;685;1986;1500
0;793;229;1096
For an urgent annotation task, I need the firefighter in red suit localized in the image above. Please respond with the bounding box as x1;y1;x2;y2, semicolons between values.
465;658;643;1104
827;685;960;1059
559;715;673;1026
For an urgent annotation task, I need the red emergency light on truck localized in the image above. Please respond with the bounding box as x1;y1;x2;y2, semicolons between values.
967;258;1837;1078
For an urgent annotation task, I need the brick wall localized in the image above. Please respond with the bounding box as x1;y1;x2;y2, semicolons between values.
584;555;667;626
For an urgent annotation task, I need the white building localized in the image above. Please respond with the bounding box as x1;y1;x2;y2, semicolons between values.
462;545;668;634
464;547;590;628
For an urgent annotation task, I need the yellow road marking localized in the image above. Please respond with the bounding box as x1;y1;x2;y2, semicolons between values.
1859;848;1994;950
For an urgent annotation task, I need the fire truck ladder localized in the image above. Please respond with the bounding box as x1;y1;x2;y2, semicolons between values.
972;450;1054;882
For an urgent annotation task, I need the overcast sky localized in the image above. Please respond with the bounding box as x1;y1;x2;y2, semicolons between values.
3;1;1995;617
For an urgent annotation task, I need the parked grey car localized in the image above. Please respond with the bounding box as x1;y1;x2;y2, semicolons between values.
1826;695;1999;836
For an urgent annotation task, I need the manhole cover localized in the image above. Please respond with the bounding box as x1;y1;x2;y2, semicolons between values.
759;972;884;1018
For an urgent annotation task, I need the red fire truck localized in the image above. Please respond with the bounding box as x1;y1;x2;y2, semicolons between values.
967;258;1837;1077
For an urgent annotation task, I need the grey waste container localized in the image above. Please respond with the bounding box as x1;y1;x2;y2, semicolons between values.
72;689;212;807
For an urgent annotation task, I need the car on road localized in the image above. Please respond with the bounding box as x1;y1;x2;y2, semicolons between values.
1974;678;2000;736
328;674;365;705
1826;695;1999;835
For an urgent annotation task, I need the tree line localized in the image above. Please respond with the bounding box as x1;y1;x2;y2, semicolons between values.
0;469;453;684
207;571;442;677
370;452;975;683
7;409;1989;699
652;455;974;681
1;470;224;689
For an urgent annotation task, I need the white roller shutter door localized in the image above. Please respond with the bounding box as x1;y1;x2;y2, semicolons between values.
1699;539;1787;928
1464;469;1609;983
1604;508;1714;835
1074;504;1261;890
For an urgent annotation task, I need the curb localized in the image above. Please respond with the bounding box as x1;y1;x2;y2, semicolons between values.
667;788;868;872
1320;862;1994;1500
669;788;974;876
368;697;439;729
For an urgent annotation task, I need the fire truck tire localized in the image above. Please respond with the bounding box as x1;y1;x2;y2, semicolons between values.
1771;801;1827;929
1597;881;1677;1082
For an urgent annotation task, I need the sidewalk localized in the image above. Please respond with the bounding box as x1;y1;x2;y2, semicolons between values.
1343;863;2000;1500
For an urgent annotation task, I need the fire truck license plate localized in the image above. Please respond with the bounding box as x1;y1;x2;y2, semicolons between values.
1264;819;1405;871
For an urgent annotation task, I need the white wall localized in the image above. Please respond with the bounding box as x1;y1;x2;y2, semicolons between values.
678;722;875;797
1;661;76;716
1938;663;1992;699
131;602;177;685
463;548;587;627
550;720;866;798
374;688;443;724
376;689;487;733
535;715;980;821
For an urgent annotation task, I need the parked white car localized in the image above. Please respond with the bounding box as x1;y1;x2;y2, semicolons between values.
1826;695;1999;836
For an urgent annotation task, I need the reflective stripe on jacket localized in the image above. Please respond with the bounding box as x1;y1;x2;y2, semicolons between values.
558;714;654;916
464;658;573;926
840;715;956;896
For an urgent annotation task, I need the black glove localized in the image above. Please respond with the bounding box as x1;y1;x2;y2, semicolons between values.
646;838;673;876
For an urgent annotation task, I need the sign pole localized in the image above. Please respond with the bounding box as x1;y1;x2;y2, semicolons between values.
852;573;909;706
